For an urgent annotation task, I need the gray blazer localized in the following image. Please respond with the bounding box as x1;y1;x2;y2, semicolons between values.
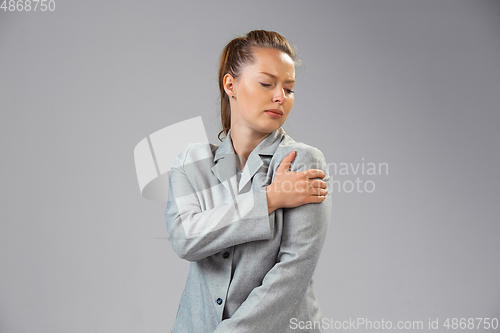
164;128;332;333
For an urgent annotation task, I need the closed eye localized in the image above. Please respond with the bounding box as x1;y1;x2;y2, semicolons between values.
260;83;294;94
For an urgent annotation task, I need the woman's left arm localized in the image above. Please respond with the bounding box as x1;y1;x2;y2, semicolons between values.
213;146;333;333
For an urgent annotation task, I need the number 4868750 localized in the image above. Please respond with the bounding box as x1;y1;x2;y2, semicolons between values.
1;0;56;11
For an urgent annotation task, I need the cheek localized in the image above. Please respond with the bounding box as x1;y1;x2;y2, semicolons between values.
242;89;265;112
240;86;259;107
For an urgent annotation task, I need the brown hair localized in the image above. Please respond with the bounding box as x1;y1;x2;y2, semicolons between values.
217;30;302;141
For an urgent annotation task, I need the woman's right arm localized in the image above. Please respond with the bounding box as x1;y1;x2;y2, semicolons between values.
165;160;273;262
165;148;328;262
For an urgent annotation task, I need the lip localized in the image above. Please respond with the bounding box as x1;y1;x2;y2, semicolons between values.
265;109;284;116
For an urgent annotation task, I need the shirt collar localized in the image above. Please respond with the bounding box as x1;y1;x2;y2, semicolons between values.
214;128;286;163
211;128;286;191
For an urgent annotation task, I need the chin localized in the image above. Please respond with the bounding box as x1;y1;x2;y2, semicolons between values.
254;122;282;134
242;116;285;135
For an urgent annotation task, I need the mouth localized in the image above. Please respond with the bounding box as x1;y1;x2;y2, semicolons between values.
264;109;283;119
264;109;284;116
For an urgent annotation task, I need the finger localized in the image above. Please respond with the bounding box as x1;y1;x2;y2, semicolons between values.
308;179;328;190
307;179;328;193
277;150;295;172
306;184;328;195
305;195;326;203
303;169;326;179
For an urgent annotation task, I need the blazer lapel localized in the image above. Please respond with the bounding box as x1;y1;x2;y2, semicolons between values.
211;131;238;194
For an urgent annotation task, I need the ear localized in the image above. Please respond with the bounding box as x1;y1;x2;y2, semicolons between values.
223;73;236;98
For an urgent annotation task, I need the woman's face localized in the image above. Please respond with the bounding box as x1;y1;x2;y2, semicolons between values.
225;47;295;136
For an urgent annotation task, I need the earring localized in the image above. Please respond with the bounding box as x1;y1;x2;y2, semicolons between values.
231;95;235;99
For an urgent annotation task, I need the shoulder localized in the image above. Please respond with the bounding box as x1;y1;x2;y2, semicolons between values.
273;133;328;174
171;142;218;169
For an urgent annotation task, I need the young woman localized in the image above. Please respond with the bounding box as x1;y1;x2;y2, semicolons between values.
165;30;332;333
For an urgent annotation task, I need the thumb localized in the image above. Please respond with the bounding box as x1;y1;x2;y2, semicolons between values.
277;150;295;172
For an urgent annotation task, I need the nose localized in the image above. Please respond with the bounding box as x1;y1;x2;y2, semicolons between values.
273;87;285;104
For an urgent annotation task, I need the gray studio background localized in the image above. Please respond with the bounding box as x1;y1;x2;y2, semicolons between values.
1;0;499;332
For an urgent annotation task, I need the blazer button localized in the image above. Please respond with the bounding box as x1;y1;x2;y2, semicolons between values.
222;251;230;259
216;298;223;305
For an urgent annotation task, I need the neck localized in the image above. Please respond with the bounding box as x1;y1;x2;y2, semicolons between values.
229;126;270;170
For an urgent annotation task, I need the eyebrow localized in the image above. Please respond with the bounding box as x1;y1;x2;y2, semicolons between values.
258;72;295;84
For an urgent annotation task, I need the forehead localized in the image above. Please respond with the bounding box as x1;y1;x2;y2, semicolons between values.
246;47;295;79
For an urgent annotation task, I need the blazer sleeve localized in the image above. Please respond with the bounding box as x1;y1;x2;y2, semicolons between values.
164;145;274;262
213;146;332;333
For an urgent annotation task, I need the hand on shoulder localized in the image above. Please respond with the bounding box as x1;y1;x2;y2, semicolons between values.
266;147;329;214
